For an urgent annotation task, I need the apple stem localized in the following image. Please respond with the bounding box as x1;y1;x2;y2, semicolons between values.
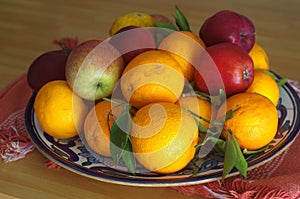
58;42;72;55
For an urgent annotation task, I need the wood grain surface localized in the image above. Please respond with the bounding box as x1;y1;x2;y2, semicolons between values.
0;0;299;198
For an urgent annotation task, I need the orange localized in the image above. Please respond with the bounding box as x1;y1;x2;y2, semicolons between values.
83;100;124;157
158;31;206;81
34;80;88;139
177;95;215;129
216;92;278;150
246;69;280;106
109;12;154;36
120;50;185;108
248;42;270;70
130;102;199;174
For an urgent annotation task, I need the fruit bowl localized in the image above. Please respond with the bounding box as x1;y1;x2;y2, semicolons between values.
24;74;300;187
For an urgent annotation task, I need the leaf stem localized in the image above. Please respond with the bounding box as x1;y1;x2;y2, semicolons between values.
243;145;269;154
102;97;125;106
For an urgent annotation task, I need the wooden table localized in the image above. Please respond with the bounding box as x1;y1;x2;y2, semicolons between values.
0;0;299;198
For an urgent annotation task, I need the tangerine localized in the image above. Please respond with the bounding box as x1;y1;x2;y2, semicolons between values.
83;100;124;157
249;42;270;70
130;102;199;174
158;31;206;81
33;80;88;139
120;50;185;108
246;70;280;106
217;92;278;150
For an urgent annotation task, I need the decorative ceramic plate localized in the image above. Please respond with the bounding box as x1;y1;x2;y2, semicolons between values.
25;75;300;187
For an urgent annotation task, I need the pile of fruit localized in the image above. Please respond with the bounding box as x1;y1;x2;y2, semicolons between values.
27;6;285;181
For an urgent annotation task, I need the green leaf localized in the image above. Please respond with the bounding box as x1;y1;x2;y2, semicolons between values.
222;134;237;181
195;89;225;108
211;137;226;153
210;89;226;108
195;90;210;99
197;121;209;133
198;135;226;154
110;106;132;167
174;5;191;32
277;78;287;87
103;97;124;106
263;70;278;80
214;108;237;128
121;140;136;174
232;136;248;178
186;109;211;126
154;21;178;31
225;108;236;120
221;130;248;182
262;70;287;87
105;98;136;174
189;80;197;91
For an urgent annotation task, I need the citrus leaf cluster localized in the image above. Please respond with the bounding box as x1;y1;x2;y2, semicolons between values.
104;98;136;174
154;5;191;32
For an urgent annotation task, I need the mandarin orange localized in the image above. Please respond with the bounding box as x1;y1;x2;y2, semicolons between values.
249;43;270;70
83;100;124;157
158;31;206;81
246;70;280;106
130;102;199;174
34;80;88;139
217;92;278;150
120;50;185;108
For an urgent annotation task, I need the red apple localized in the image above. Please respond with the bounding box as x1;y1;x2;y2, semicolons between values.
199;10;255;53
109;26;156;65
27;49;68;91
194;42;254;97
27;37;78;92
65;39;124;101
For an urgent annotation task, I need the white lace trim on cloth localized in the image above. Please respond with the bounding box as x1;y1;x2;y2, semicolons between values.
0;108;34;162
